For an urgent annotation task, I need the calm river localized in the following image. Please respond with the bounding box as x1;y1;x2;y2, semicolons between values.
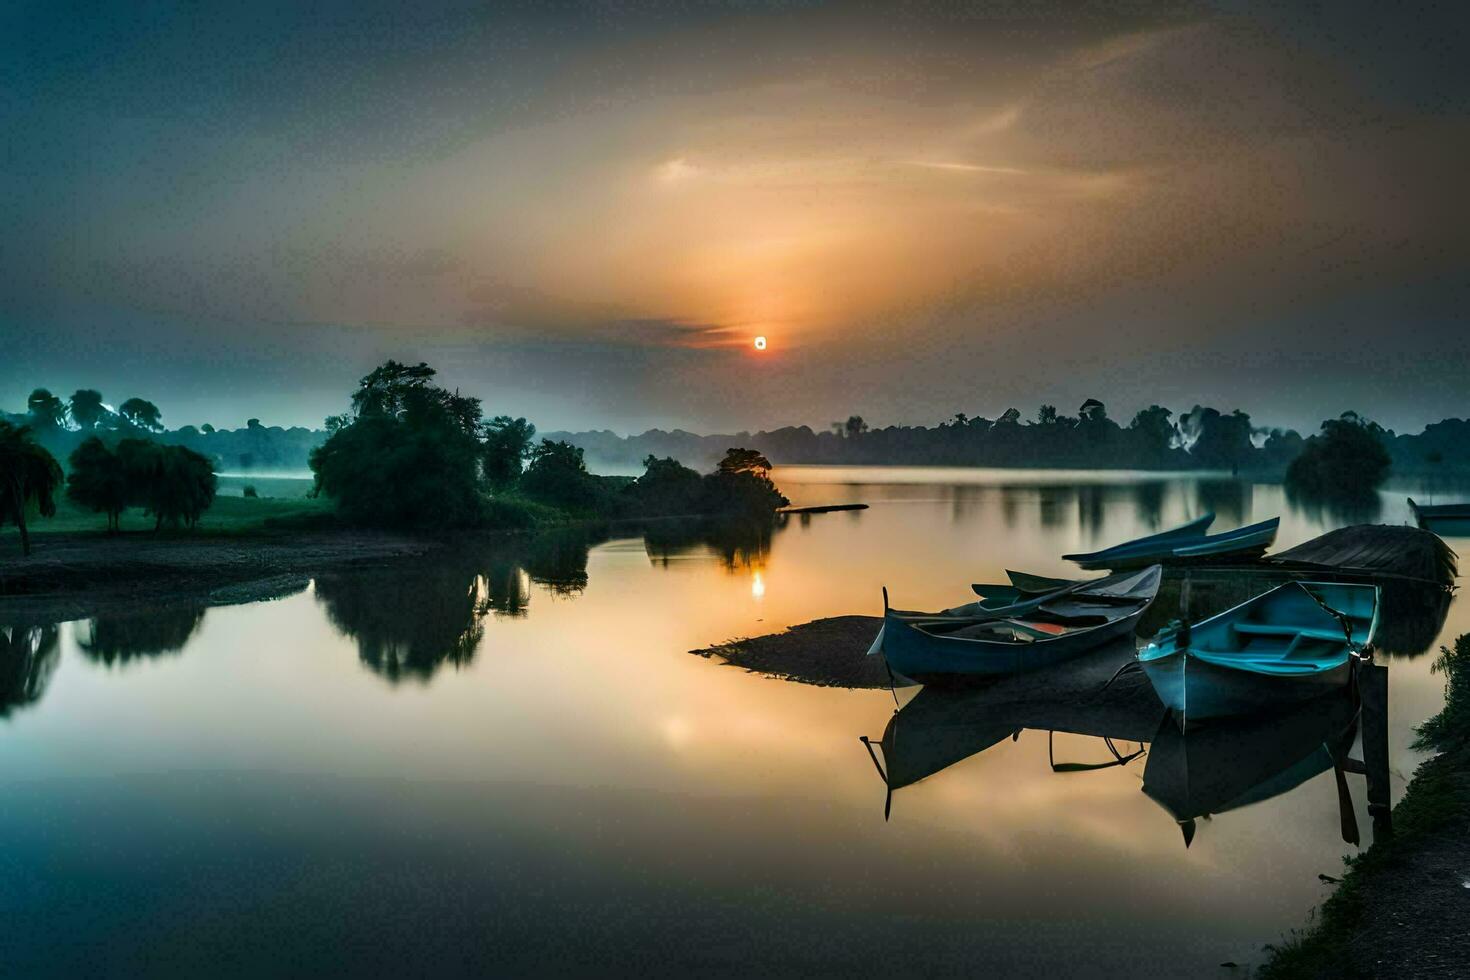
2;468;1464;977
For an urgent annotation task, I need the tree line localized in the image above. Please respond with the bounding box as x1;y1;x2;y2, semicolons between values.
548;400;1463;480
2;387;319;472
0;420;218;554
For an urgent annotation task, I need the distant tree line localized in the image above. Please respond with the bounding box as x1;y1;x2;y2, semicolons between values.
548;401;1470;480
1;387;319;473
308;361;788;529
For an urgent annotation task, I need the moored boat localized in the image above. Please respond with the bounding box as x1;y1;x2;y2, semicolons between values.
1138;580;1378;726
877;565;1162;682
1063;515;1279;570
1407;497;1470;536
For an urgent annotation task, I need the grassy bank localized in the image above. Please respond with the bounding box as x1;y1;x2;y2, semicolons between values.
11;488;334;539
1260;633;1470;978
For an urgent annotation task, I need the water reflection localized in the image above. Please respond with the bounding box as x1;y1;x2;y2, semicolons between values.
1196;479;1251;527
1284;482;1383;525
78;607;206;666
315;562;486;684
866;649;1391;851
319;518;782;685
1142;692;1360;847
0;625;59;716
645;516;774;572
1133;480;1166;530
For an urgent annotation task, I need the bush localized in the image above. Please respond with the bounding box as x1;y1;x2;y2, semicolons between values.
242;484;259;498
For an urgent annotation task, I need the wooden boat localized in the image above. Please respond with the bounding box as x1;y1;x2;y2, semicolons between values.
1138;581;1378;726
971;569;1078;599
871;570;1098;656
1063;516;1279;570
1141;691;1361;846
1407;497;1470;536
877;565;1162;682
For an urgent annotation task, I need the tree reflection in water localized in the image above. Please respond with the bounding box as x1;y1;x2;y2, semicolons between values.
78;607;206;667
316;517;784;686
645;516;773;572
0;625;59;716
1284;482;1383;525
1196;478;1250;528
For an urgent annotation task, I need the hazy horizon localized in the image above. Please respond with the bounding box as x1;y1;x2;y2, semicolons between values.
5;1;1466;436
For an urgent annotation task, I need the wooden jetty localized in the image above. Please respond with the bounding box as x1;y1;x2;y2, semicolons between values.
778;503;869;515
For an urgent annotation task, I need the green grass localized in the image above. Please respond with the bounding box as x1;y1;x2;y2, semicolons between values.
14;493;335;538
215;474;316;499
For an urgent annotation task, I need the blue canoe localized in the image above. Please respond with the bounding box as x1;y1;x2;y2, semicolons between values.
1139;580;1378;726
1408;497;1470;537
1064;516;1279;570
877;565;1162;682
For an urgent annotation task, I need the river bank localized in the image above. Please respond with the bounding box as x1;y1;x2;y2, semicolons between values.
1261;633;1470;979
0;529;438;620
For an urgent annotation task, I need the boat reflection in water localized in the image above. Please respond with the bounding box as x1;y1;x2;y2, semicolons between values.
861;639;1394;848
1142;690;1361;847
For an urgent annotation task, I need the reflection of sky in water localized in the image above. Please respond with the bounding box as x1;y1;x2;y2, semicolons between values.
0;468;1465;975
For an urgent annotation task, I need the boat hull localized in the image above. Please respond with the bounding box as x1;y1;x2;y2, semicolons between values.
883;603;1146;683
1141;647;1353;727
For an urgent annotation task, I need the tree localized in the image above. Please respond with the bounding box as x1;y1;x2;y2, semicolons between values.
717;447;774;477
200;423;215;435
844;416;868;439
1036;405;1058;425
118;398;163;432
1182;406;1254;472
1128;405;1175;459
351;360;437;418
66;437;129;531
310;361;484;527
521;439;599;510
482;416;536;490
706;448;787;513
0;422;63;556
26;389;67;430
1078;398;1107;424
151;445;217;528
1286;413;1391;496
626;455;704;516
118;441;218;529
69;389;108;430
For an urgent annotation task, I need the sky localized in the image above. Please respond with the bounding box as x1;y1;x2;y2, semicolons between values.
3;1;1467;435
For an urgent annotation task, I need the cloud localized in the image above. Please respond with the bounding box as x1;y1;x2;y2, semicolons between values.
906;160;1028;175
654;157;698;183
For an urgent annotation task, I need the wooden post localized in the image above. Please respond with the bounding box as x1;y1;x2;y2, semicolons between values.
1359;660;1393;841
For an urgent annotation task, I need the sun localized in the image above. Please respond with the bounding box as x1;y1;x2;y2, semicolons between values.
753;335;768;351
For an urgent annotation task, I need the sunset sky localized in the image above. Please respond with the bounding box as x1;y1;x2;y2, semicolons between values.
4;1;1466;433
